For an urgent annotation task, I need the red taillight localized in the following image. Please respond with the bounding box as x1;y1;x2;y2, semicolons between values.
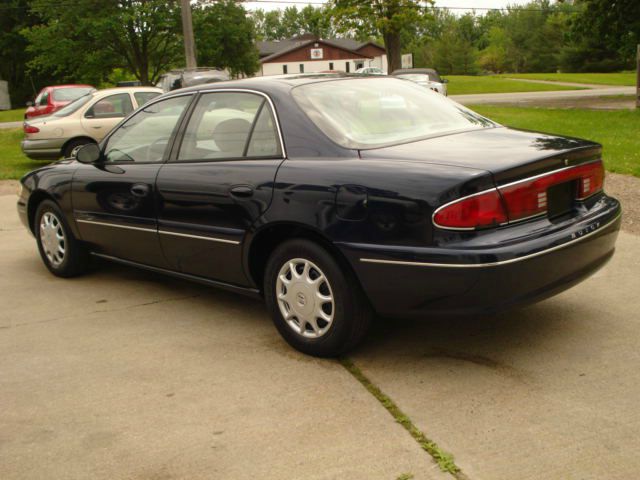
24;124;39;134
433;189;508;230
433;160;605;230
499;160;604;222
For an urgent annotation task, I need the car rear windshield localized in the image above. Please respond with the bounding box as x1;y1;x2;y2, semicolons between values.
292;78;496;149
52;87;94;102
52;94;92;117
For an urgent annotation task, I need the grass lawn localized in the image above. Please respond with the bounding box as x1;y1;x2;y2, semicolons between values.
445;75;581;95
0;108;26;123
498;72;636;86
0;128;51;180
472;105;640;177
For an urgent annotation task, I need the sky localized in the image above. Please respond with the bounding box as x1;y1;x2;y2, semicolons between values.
242;0;533;13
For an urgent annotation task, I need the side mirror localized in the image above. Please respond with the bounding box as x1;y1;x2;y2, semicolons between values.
75;143;101;164
442;79;449;84
26;101;34;107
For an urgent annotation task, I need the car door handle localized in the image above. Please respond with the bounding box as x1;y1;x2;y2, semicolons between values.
131;184;150;197
229;185;254;198
91;126;103;129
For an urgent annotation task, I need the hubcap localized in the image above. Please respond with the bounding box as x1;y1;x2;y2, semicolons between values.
276;258;334;339
39;212;66;267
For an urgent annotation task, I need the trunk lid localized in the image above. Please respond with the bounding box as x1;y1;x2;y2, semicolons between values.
359;126;601;185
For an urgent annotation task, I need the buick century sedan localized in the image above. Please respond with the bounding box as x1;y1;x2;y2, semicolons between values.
17;75;621;356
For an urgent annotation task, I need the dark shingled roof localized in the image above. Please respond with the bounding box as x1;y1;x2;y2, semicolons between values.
257;37;385;59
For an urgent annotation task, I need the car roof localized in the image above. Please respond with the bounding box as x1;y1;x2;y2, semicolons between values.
171;73;401;96
47;84;94;90
91;86;163;98
392;68;439;75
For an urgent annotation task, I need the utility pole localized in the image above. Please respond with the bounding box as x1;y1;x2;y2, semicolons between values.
181;0;197;69
636;44;639;109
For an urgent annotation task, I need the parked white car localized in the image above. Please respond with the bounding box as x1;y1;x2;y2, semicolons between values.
21;86;162;159
355;67;385;75
391;68;448;96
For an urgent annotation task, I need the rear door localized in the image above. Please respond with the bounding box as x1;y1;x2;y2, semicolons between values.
156;90;285;285
72;94;193;267
81;92;135;142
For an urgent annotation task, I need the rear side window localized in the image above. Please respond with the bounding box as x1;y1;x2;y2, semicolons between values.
85;93;133;119
134;91;161;106
177;92;281;161
39;91;49;106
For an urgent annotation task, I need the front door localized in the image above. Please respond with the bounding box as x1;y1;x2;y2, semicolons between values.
72;94;193;267
80;92;135;142
156;91;285;286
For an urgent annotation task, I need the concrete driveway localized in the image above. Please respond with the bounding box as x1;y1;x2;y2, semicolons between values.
1;187;639;480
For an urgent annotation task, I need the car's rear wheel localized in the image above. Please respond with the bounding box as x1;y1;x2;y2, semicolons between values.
35;200;89;277
63;138;92;159
264;239;372;357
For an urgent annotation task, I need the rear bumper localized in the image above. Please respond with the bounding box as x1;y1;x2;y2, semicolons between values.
339;198;621;317
21;138;64;160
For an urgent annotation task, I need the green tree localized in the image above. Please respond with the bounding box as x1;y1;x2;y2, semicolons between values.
24;0;182;85
573;0;639;64
0;0;56;106
332;0;433;73
193;0;259;77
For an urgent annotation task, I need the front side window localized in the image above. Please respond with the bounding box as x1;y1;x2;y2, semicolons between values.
177;92;281;161
85;93;133;119
104;95;191;163
292;77;496;149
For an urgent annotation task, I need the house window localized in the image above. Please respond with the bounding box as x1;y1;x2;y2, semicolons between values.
283;65;288;74
329;62;334;70
345;62;350;73
356;62;364;69
299;64;304;73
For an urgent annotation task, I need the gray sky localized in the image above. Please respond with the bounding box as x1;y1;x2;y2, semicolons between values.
242;0;533;13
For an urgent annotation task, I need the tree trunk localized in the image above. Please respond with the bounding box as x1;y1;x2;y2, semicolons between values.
383;30;402;73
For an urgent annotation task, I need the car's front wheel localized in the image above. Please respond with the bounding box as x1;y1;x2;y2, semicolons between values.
35;200;89;277
264;239;372;357
63;138;93;159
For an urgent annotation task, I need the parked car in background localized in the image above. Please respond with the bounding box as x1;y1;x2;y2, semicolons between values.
157;67;229;92
25;85;95;119
355;67;385;75
17;76;620;357
21;86;162;159
392;68;448;95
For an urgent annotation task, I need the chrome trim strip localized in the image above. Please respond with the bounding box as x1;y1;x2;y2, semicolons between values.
361;212;620;269
197;88;287;159
76;219;156;233
158;230;240;245
76;219;241;244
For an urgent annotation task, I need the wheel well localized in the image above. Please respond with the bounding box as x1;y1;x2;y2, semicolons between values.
61;136;96;156
27;190;54;233
248;224;360;293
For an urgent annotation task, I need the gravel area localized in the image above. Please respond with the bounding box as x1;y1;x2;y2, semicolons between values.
605;172;640;235
1;175;637;234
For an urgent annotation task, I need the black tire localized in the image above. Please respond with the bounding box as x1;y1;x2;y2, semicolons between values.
63;138;92;159
264;239;372;357
35;200;89;277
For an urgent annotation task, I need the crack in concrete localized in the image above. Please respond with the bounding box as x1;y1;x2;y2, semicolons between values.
339;358;471;480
